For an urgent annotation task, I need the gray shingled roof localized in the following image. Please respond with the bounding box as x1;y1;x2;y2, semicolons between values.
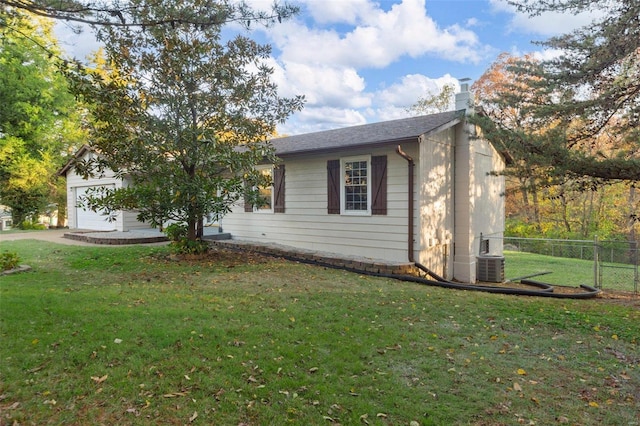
271;110;463;156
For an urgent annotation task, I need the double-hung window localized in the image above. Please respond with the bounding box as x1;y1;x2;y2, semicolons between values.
327;155;387;216
342;157;370;214
244;165;285;213
256;166;273;212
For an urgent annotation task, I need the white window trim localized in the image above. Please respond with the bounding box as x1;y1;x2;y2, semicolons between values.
340;155;371;216
254;165;274;213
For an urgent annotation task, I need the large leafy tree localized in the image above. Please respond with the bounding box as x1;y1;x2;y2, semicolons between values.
473;0;640;182
0;0;291;28
475;52;640;239
473;53;548;229
68;0;303;243
0;8;83;226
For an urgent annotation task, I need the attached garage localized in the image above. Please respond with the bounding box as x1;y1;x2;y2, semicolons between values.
58;145;151;232
75;185;116;231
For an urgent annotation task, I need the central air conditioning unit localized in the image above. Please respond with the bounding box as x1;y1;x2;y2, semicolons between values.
477;256;505;283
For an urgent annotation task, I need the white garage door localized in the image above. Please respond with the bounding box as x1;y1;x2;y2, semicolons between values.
76;185;116;231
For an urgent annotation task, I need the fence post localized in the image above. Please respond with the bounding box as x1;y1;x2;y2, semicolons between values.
593;235;599;289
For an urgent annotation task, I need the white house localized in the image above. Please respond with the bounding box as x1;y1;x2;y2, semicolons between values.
0;206;12;231
58;88;505;282
223;90;505;283
58;145;151;232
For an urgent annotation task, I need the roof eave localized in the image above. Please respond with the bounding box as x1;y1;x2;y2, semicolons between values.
276;136;420;158
57;144;92;177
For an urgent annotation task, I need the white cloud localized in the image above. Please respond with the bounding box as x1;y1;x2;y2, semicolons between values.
279;107;368;135
510;11;601;37
466;17;480;27
301;0;378;25
532;48;565;62
375;73;459;109
489;0;605;37
281;62;371;109
266;0;488;70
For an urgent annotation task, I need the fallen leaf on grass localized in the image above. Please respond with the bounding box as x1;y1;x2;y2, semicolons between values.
125;407;139;416
163;392;188;398
91;375;108;384
189;411;198;422
513;382;522;392
28;363;49;373
214;388;225;401
517;369;527;376
588;401;599;408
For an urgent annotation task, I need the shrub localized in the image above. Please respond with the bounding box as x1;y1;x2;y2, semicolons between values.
164;223;209;255
19;220;46;230
170;238;210;255
1;251;20;271
164;223;187;242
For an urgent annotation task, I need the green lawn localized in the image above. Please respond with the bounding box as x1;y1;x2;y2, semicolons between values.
505;250;638;292
1;241;639;425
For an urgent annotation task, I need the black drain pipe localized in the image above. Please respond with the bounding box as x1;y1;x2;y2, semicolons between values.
396;145;415;262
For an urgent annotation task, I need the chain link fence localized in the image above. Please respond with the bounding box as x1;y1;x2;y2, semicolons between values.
499;236;639;294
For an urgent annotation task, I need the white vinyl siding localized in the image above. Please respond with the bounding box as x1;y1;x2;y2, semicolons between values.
417;128;455;279
223;146;415;262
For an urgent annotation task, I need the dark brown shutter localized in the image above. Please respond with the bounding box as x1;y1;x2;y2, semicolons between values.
371;155;387;215
274;165;285;213
243;180;253;212
327;159;340;214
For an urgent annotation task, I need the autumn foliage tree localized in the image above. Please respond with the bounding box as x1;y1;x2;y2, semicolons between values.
0;8;85;227
474;0;640;183
67;0;303;249
473;53;639;239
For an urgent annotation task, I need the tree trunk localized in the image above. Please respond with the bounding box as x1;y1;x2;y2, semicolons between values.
187;218;197;241
629;186;637;264
560;190;571;233
519;176;531;219
529;177;541;232
197;216;203;239
57;203;67;228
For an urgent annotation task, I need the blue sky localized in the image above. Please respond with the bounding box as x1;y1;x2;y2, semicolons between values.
55;0;601;135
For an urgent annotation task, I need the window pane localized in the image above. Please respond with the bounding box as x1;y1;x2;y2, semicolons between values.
344;160;368;211
258;168;272;210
